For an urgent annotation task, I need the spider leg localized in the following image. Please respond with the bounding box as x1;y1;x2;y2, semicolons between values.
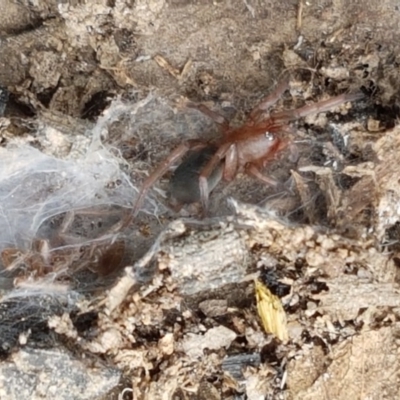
246;164;279;186
59;211;75;234
186;102;230;134
223;144;238;181
270;91;365;124
131;140;207;219
199;142;232;213
249;80;290;123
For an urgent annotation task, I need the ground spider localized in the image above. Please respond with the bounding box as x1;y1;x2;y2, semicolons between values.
131;80;364;217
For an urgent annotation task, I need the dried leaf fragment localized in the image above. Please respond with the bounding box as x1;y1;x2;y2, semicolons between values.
255;280;288;342
154;55;181;79
154;54;192;80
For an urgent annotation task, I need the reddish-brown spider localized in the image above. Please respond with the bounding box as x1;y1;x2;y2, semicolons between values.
131;80;364;217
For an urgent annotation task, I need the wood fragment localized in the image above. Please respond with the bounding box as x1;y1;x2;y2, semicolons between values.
291;170;317;223
297;0;304;31
314;168;341;224
179;58;193;81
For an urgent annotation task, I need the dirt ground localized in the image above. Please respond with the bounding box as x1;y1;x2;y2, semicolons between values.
1;0;400;399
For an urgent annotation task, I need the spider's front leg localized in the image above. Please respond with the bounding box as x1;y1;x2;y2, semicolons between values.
184;101;231;135
168;145;222;208
198;142;232;214
131;140;207;219
249;80;289;123
270;91;365;124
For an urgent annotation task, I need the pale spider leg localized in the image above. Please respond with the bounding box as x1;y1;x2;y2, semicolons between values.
246;164;279;186
53;208;123;248
223;143;238;181
49;213;75;252
59;211;75;234
131;140;207;219
58;209;131;242
186;102;230;134
270;91;365;124
199;142;232;212
249;80;290;123
91;207;136;236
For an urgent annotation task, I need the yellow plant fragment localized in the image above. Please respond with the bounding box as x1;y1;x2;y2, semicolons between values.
255;280;289;342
